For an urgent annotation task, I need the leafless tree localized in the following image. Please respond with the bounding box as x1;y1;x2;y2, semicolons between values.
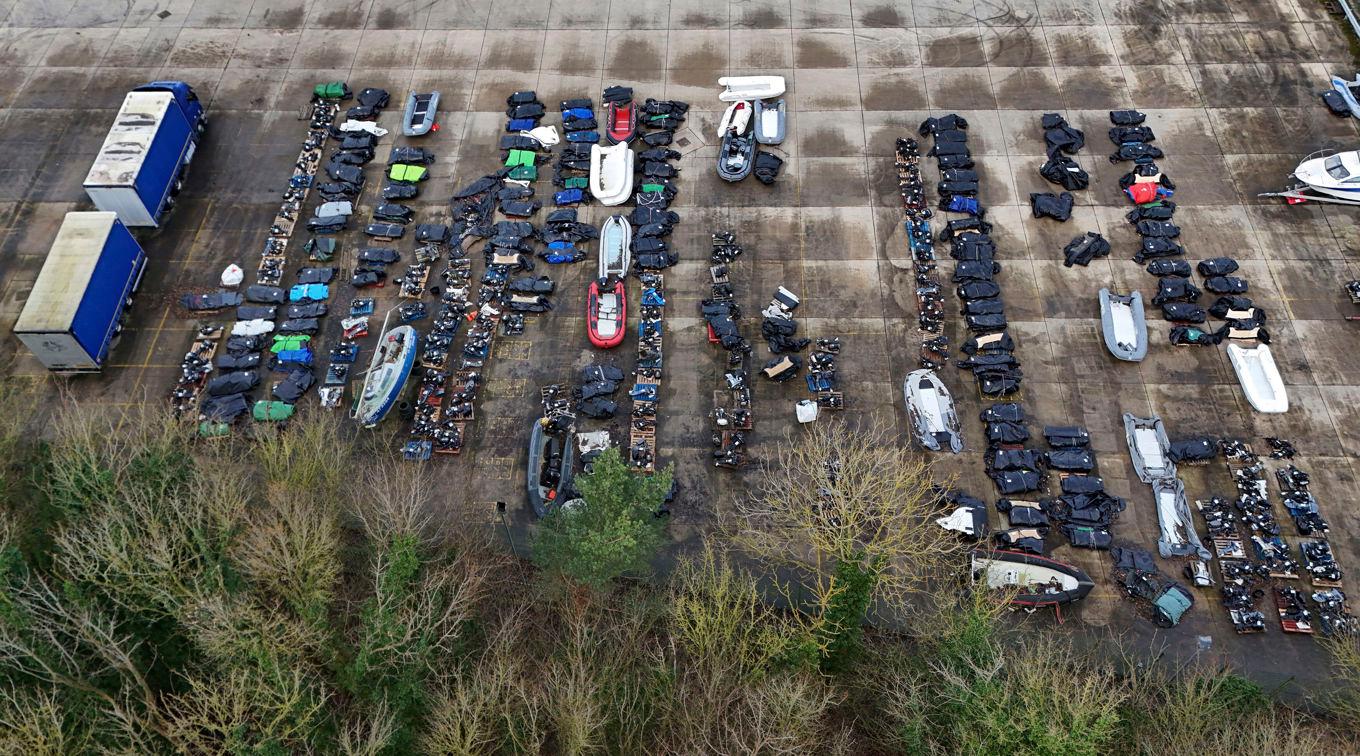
722;415;968;620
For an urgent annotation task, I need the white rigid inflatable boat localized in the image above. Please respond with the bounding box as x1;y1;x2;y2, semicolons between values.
589;142;634;206
718;75;786;102
598;215;631;279
1227;343;1288;413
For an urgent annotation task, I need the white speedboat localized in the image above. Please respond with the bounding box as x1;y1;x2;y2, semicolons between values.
1227;343;1288;413
1151;477;1211;560
972;550;1095;609
598;215;631;279
719;75;785;102
1123;412;1174;483
902;369;964;453
717;100;752;138
1292;150;1360;201
754;98;785;145
352;324;417;428
589;142;634;206
1099;288;1147;362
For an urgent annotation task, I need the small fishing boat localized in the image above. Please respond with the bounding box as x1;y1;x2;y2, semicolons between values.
527;416;575;518
972;550;1095;609
716;130;755;182
718;75;786;102
1227;343;1288;413
402;91;439;136
717;100;752;138
1123;412;1174;483
589;142;634;206
753;98;785;145
1151;477;1212;560
605;98;636;144
587;278;626;349
1099;288;1147;362
1261;149;1360;205
352;324;418;428
598;215;631;279
902;369;964;453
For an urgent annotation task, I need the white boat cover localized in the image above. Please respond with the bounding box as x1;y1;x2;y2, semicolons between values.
220;264;243;287
315;200;353;217
523;125;560;146
589;142;634;206
339;120;388;136
231;318;275;337
717;100;752;137
719;75;786;102
1227;343;1288;413
796;399;819;423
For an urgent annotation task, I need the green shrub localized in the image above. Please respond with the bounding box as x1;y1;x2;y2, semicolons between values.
532;448;670;591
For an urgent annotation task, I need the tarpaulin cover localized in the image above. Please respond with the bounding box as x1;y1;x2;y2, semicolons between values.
1146;259;1190;277
1030;192;1074;221
207;371;259;396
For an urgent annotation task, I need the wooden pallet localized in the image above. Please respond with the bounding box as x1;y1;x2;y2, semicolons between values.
1275;591;1314;634
1312;577;1344;589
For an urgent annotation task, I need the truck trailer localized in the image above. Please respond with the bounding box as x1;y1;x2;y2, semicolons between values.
82;81;205;228
14;212;146;372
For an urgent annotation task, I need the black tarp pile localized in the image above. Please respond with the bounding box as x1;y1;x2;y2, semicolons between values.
704;231;753;469
632;107;686;271
552;95;597;206
895;138;947;368
981;402;1044;496
574;363;625;419
314;90;389;235
983;402;1047;553
1110;546;1195;627
1062;231;1110;267
1038;425;1124;550
760;286;808;357
920;115;1023;398
1032;114;1082;221
1039;112;1089;192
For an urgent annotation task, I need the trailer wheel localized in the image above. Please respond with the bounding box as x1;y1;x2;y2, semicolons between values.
196;117;207;136
173;179;184;194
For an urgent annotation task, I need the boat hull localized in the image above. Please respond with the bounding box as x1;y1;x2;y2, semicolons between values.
598;215;631;279
1123;412;1174;483
587;279;626;349
353;325;418;428
718;75;786;102
1099;288;1147;362
527;420;576;518
903;369;964;453
402;91;439;136
972;550;1095;607
1227;343;1288;413
605;100;636;145
753;98;786;145
717;131;755;182
590;142;635;206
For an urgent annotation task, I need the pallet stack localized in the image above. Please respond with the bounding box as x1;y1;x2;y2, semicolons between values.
704;232;751;469
629;273;664;473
